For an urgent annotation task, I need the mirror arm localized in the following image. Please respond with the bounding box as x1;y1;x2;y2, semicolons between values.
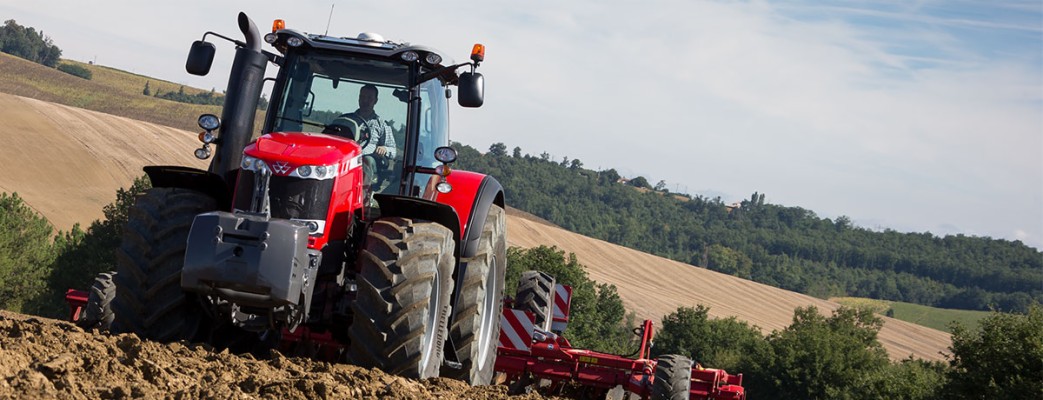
416;61;474;86
201;31;247;48
198;32;282;66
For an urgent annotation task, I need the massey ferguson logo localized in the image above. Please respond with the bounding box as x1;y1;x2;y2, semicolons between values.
272;161;292;175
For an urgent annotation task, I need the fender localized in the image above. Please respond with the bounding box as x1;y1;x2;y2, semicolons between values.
434;171;505;258
373;194;462;257
143;165;232;210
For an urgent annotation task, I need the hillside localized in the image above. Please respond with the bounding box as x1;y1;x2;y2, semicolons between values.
0;53;263;134
0;92;951;362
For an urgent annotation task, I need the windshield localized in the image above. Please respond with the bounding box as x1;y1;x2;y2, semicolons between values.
269;51;410;198
270;51;409;136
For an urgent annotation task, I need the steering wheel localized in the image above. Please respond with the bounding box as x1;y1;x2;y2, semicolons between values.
322;118;371;149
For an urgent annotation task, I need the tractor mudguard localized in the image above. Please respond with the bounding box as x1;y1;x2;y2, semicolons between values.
433;171;504;258
143;165;232;210
373;194;462;255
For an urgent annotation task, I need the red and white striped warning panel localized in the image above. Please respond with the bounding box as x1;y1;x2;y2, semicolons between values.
551;284;572;332
499;308;535;351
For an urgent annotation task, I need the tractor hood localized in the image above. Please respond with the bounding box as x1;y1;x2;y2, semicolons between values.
244;132;362;174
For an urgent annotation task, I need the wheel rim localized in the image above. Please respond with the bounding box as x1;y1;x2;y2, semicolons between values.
475;254;499;368
420;267;442;373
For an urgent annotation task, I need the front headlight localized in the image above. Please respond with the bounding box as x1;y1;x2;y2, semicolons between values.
291;163;338;180
241;155;267;171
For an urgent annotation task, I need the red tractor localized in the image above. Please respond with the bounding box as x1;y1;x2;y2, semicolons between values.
71;12;506;384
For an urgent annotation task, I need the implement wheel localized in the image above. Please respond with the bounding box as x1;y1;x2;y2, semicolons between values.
77;271;116;331
444;205;507;385
652;354;693;400
515;270;555;332
348;217;455;379
110;188;215;342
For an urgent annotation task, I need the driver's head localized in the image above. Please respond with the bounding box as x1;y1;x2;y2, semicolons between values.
358;84;378;113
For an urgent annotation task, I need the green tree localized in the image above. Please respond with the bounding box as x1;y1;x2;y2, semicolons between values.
854;357;947;400
653;305;769;372
0;193;57;313
943;306;1043;398
628;176;651;189
0;20;62;67
512;146;522;158
759;306;889;399
488;142;507;157
705;244;753;278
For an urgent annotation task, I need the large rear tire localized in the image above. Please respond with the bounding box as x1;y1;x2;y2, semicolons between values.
444;205;507;385
110;188;215;342
77;271;116;331
348;217;455;379
652;354;693;400
515;270;555;332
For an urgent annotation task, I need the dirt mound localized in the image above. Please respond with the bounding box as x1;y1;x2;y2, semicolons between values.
0;312;540;400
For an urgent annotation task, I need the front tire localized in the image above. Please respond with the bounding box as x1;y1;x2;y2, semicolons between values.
652;354;693;400
444;205;507;385
348;217;455;379
110;188;215;342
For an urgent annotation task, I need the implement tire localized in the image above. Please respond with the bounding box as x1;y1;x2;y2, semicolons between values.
652;354;693;400
444;205;507;385
110;188;215;342
515;270;555;332
348;217;455;379
78;271;116;331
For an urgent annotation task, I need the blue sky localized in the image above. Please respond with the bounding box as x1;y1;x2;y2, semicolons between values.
2;1;1041;248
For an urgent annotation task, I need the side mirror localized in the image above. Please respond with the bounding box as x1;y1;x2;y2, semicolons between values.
434;146;458;164
186;41;216;76
457;72;484;108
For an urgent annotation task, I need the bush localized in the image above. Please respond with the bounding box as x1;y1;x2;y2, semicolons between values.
0;193;57;313
57;62;91;80
944;306;1043;398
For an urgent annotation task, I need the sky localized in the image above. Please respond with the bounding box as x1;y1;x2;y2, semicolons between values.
2;0;1041;249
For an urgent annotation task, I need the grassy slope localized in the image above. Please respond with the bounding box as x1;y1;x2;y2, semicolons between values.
831;296;990;333
0;54;262;132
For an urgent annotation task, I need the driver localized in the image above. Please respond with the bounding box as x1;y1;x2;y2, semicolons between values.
325;84;396;187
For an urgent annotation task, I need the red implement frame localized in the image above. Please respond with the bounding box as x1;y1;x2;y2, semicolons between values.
65;289;88;322
494;306;745;399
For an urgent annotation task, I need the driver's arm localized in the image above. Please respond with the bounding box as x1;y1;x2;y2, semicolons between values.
379;124;396;159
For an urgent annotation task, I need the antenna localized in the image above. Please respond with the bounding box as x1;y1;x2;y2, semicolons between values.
324;3;335;36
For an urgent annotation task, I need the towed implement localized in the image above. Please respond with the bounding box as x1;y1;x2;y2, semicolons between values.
495;271;746;400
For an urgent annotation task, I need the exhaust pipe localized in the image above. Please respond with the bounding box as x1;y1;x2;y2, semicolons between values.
211;12;268;185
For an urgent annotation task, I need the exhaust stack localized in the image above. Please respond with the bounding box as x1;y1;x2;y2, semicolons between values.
211;12;268;184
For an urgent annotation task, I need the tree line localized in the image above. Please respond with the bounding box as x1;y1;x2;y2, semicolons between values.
456;142;1042;313
0;19;61;67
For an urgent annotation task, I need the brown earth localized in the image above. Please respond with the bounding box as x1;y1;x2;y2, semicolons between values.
0;310;540;400
0;92;952;396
